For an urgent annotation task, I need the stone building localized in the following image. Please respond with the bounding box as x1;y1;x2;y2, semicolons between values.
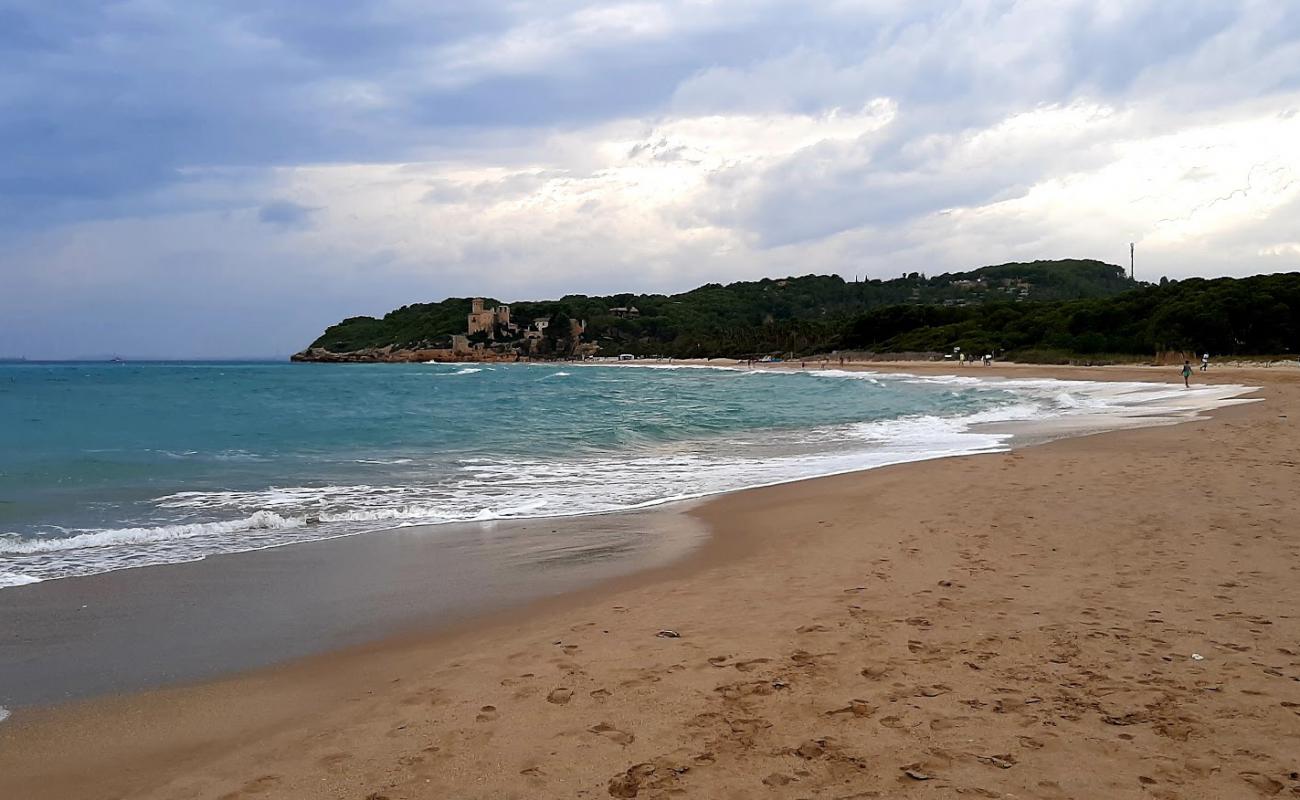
467;298;513;338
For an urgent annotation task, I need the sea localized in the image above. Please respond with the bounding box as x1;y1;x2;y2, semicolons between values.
0;360;1245;589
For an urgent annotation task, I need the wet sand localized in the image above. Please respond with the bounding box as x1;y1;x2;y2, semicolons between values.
3;364;1299;799
0;512;707;707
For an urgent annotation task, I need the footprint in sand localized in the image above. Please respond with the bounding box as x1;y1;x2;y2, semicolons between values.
796;623;832;633
590;688;612;700
476;705;499;722
218;774;281;799
546;687;573;705
1239;772;1285;795
588;722;635;746
317;752;352;771
826;699;876;718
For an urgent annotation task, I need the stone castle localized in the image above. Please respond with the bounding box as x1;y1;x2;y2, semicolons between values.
467;298;515;337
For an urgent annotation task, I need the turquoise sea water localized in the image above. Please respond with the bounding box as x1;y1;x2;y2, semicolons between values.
0;361;1222;587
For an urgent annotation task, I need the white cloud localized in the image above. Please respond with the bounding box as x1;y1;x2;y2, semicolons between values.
4;0;1299;357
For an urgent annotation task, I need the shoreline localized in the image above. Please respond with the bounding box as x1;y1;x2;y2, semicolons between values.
2;364;1297;799
0;365;1256;708
0;360;1257;592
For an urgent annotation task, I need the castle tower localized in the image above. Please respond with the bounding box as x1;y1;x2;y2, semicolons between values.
468;297;496;337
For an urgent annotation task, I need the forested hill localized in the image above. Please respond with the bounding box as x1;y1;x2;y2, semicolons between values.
842;271;1300;359
305;259;1135;355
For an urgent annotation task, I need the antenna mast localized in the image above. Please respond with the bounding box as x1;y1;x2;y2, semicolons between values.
1130;242;1135;280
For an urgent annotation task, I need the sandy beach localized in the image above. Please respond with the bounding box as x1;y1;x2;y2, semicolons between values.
2;363;1299;799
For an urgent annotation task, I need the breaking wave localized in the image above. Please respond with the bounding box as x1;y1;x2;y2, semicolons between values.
0;362;1255;587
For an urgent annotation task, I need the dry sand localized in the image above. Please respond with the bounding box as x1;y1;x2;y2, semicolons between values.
2;364;1299;799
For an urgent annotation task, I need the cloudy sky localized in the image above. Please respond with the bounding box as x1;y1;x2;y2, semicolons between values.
2;0;1298;358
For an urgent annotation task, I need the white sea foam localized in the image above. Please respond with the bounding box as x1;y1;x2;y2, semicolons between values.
0;367;1256;587
603;362;745;372
0;571;42;587
0;707;9;724
0;511;306;555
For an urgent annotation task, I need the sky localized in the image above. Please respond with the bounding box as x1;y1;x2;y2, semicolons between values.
2;1;1299;358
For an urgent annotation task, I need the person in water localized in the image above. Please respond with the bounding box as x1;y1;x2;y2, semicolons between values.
1182;360;1193;387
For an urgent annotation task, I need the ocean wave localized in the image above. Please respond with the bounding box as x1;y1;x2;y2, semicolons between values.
471;499;549;520
606;363;745;372
0;571;42;587
1;365;1257;587
0;511;306;555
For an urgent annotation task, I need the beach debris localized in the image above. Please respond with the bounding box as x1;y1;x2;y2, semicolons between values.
977;754;1016;769
1191;653;1205;661
656;629;680;638
902;766;933;781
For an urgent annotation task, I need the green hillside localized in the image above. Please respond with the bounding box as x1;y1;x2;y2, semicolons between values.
844;272;1300;359
306;259;1135;356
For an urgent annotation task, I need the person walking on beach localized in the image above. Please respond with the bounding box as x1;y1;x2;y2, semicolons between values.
1201;352;1210;371
1182;360;1193;387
